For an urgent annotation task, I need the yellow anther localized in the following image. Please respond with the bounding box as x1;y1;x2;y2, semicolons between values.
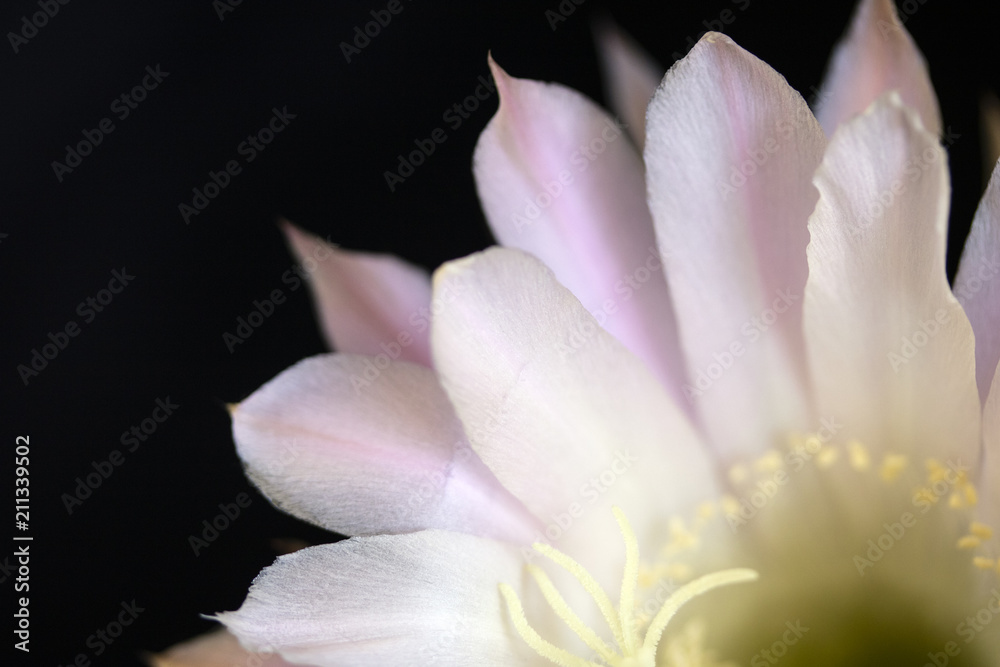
963;483;978;506
971;522;994;540
728;465;749;485
847;440;870;471
973;557;998;571
753;450;783;472
663;518;699;556
721;496;740;516
816;446;839;468
879;454;908;482
913;487;939;506
925;458;950;483
500;509;757;667
697;502;717;521
957;535;982;550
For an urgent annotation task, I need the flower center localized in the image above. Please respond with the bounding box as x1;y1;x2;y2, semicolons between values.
499;507;758;667
630;431;1000;667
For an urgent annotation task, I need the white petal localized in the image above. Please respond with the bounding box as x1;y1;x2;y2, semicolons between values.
955;161;1000;403
644;32;826;459
232;354;538;542
282;222;433;365
474;59;690;408
804;94;980;463
430;247;719;569
217;532;532;666
815;0;941;136
595;20;664;151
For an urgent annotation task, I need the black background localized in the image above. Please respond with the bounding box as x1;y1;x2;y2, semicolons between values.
2;1;998;665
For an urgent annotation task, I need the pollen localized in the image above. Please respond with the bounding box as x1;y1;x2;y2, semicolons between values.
753;450;783;472
499;507;758;667
970;522;993;540
973;557;999;572
957;535;981;550
879;454;908;482
847;440;870;471
816;445;840;468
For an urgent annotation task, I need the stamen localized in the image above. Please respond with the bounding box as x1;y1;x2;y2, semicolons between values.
499;583;600;667
614;507;642;654
500;508;758;667
642;569;759;656
526;565;616;662
532;543;626;649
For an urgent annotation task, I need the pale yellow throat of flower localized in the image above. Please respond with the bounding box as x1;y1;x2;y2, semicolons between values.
499;507;758;667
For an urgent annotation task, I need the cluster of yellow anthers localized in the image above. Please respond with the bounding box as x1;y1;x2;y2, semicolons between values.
725;433;996;577
499;507;758;667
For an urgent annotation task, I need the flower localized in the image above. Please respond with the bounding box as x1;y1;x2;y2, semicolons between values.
164;0;1000;664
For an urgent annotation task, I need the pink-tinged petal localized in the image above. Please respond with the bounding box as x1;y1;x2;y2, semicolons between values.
644;32;826;459
232;354;539;542
804;94;980;463
815;0;941;136
474;58;690;409
431;247;720;585
595;20;664;151
217;532;532;666
979;361;1000;563
955;161;1000;403
983;94;1000;182
147;629;291;667
282;222;432;366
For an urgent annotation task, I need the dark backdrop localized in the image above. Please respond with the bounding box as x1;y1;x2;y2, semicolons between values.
2;1;998;665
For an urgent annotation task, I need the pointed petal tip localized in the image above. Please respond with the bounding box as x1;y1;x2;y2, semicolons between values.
486;53;515;105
